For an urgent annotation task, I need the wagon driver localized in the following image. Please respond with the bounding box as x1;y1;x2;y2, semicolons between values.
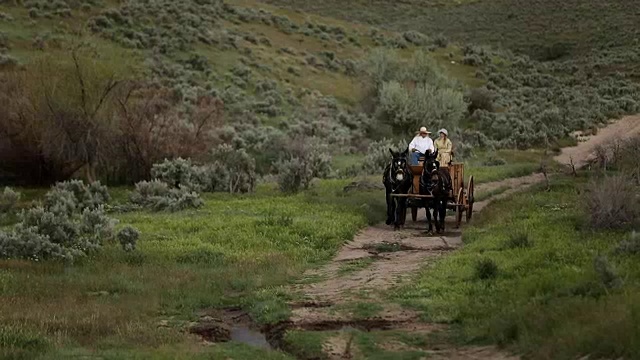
435;128;453;166
409;126;435;165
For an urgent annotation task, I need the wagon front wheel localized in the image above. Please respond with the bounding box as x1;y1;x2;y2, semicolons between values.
456;188;464;228
466;176;474;222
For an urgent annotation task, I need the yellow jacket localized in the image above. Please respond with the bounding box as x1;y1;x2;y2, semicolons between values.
435;138;453;165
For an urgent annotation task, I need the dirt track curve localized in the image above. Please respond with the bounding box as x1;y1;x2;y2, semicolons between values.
286;116;640;359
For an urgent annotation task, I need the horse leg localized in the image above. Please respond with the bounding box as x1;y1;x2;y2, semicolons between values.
398;198;407;228
393;198;401;231
433;201;441;233
439;200;447;233
385;190;393;225
425;202;433;234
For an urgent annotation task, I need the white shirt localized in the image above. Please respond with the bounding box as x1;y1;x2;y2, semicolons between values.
409;135;435;154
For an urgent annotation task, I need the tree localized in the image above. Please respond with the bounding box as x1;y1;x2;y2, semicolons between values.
114;83;224;181
0;45;126;184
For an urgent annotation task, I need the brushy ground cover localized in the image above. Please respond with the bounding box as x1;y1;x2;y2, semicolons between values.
262;0;640;149
390;173;640;359
0;179;385;359
262;0;640;62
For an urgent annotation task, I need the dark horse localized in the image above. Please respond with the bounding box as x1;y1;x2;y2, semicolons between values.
383;148;412;230
419;150;452;234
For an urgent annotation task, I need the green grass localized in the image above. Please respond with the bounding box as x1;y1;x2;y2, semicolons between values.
390;174;640;359
465;149;549;184
352;330;428;360
283;330;336;359
0;179;385;359
473;185;509;202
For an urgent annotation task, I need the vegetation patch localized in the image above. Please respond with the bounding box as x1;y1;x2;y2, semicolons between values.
391;175;640;358
0;180;384;358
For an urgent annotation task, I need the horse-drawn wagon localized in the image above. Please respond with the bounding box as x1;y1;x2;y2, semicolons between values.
390;156;475;229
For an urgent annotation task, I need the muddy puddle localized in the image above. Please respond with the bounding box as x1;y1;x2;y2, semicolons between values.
230;325;272;349
189;308;275;350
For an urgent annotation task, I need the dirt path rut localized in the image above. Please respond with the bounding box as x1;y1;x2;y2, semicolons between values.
286;116;639;359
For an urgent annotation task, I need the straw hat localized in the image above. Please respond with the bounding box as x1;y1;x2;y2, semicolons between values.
418;126;431;135
438;128;448;136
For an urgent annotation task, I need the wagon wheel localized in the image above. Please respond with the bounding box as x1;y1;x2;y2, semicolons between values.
456;188;464;228
411;207;418;222
466;176;475;222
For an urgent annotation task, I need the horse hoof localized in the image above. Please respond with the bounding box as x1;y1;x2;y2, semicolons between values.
386;219;393;225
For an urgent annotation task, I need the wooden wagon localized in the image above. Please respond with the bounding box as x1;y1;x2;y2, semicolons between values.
391;160;475;228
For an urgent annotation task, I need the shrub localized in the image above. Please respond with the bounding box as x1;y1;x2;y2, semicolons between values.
363;138;409;174
593;255;623;289
402;31;429;45
0;226;68;262
467;87;495;113
47;180;111;212
205;145;256;194
117;226;140;252
0;187;20;214
275;138;332;193
433;34;449;48
151;158;200;190
584;175;640;229
462;54;484;66
0;31;9;49
616;231;640;255
360;48;403;87
0;185;118;262
474;258;498;280
0;53;18;67
130;180;203;212
378;81;466;134
537;42;572;61
129;180;169;203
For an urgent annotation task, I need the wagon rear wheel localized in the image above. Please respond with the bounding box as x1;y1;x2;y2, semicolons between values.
456;188;464;228
411;207;418;222
466;176;475;222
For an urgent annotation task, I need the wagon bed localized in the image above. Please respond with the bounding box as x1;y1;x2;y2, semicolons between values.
391;162;474;228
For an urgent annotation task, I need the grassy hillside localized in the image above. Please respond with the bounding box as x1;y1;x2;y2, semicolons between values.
1;0;497;186
261;0;640;63
0;0;479;103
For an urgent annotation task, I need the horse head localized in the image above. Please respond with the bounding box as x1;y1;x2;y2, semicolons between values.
423;149;440;175
388;148;409;182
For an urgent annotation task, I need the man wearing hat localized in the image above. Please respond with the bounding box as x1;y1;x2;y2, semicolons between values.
408;126;435;165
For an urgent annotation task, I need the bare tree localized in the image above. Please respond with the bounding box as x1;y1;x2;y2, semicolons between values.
0;46;123;184
114;83;224;181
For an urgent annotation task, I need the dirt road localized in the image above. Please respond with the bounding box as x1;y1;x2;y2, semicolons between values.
555;115;640;168
284;115;639;359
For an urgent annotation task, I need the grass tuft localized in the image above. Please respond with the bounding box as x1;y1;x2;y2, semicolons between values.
474;258;498;280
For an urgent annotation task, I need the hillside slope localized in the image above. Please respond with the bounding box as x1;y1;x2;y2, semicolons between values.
261;0;640;63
